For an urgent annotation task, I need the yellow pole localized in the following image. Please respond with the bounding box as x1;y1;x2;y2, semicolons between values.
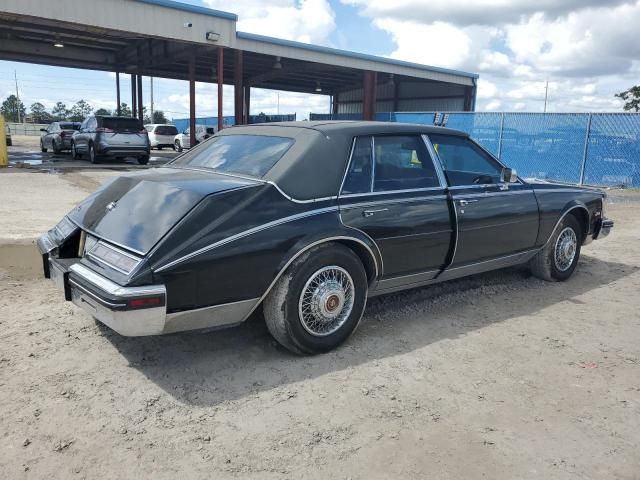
0;115;7;167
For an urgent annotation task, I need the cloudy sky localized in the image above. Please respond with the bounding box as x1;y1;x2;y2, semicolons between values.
1;0;638;120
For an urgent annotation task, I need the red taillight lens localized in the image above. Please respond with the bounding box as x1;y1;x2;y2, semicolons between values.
127;297;163;309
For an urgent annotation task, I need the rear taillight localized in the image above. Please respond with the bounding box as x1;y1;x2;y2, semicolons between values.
96;127;114;133
127;297;164;309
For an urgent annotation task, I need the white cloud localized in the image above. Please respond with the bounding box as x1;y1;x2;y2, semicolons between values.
342;0;640;112
203;0;335;44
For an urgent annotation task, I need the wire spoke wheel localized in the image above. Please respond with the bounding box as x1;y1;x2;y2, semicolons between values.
298;266;355;337
554;226;577;272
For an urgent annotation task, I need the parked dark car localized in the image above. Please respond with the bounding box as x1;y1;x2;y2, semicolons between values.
40;121;81;153
38;122;613;354
71;116;150;164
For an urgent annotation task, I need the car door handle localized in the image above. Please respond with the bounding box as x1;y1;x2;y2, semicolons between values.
362;208;388;218
458;199;479;207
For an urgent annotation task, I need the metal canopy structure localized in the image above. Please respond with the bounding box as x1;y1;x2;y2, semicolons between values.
0;0;478;144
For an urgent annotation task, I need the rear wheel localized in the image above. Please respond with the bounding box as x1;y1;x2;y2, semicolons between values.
88;143;99;164
530;215;582;281
71;142;81;159
174;140;183;152
263;243;368;355
137;155;150;165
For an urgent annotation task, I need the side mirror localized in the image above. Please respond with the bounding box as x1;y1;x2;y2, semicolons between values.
501;167;518;183
40;128;47;132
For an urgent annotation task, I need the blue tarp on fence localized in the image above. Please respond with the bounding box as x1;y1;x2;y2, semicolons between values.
310;111;640;187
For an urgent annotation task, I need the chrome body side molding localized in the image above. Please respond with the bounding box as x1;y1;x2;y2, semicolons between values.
164;298;260;334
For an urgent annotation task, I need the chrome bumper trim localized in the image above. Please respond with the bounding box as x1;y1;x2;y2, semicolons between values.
46;260;255;336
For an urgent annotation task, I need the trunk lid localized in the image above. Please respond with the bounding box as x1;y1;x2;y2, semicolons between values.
67;167;260;255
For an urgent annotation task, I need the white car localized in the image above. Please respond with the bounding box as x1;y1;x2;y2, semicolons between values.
145;124;179;150
173;124;216;152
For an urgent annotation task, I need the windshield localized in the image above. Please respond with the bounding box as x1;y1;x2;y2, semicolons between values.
101;117;142;132
60;122;80;130
171;134;294;178
155;126;178;135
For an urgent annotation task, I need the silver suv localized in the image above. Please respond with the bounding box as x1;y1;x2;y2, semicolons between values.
71;116;150;164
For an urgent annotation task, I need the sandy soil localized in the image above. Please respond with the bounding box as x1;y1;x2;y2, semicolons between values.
0;170;639;479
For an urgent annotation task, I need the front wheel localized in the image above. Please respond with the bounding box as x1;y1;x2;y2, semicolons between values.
52;140;62;154
263;243;368;355
530;215;582;281
137;155;149;165
174;140;183;152
40;141;47;153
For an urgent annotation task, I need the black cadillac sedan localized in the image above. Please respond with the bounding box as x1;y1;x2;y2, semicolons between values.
38;121;613;354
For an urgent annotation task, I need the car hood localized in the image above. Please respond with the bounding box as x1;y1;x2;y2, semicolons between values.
524;177;605;194
67;167;260;255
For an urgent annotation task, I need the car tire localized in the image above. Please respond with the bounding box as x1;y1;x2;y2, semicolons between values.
40;141;47;153
174;140;182;152
88;143;99;164
52;140;62;155
71;142;81;159
137;155;150;165
530;214;582;282
263;243;368;355
157;146;163;150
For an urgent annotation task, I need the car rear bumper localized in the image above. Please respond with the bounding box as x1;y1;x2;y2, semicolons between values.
37;233;256;336
97;144;149;156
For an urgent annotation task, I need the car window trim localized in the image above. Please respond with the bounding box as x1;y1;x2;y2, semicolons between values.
426;134;523;188
339;133;448;198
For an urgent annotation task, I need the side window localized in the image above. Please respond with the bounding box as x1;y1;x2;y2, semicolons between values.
429;134;502;186
341;136;372;195
373;135;440;192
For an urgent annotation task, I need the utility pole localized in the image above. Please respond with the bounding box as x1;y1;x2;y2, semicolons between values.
543;80;549;113
14;70;21;123
150;77;154;122
277;92;280;115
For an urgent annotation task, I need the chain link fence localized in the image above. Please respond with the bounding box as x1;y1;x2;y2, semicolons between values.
311;111;640;187
395;112;640;187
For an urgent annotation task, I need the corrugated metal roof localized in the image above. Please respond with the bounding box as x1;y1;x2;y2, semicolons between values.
135;0;238;20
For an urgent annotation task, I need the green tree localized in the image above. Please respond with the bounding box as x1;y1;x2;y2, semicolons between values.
30;102;52;123
117;102;132;117
68;100;94;122
152;110;168;124
615;85;640;112
94;108;112;116
52;102;69;121
1;94;26;122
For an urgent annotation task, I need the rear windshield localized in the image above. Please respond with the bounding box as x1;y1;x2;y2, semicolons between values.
100;117;142;132
155;125;178;135
60;122;80;130
171;134;294;178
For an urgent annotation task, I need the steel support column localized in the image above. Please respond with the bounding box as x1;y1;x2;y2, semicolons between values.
463;86;473;111
234;49;244;125
244;87;250;124
362;71;377;121
116;71;121;116
217;46;224;131
189;54;196;147
131;74;137;118
137;74;143;122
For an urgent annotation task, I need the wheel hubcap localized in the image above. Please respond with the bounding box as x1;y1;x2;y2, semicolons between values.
298;266;354;337
554;227;577;271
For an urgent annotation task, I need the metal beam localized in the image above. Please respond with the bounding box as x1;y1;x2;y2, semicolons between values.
217;46;224;131
189;54;196;147
116;71;121;115
137;73;143;122
234;49;244;125
131;74;137;117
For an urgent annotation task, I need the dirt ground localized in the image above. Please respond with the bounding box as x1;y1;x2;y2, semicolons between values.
0;170;639;479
